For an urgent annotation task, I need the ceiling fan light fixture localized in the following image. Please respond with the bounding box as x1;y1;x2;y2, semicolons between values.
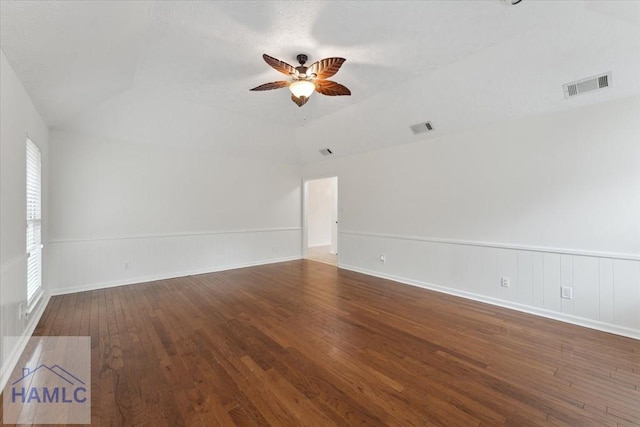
289;80;315;98
251;54;349;107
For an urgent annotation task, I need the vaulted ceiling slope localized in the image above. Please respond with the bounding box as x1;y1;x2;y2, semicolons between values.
1;1;639;164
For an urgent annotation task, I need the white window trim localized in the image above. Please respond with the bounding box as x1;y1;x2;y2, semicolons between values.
26;137;43;309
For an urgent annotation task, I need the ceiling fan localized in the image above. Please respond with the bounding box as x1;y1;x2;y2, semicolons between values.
250;54;351;107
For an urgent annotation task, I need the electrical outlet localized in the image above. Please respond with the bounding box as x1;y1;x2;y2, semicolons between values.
380;254;386;263
123;260;131;270
561;286;573;299
500;276;510;287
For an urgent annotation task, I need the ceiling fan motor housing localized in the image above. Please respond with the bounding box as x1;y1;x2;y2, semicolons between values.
295;66;308;77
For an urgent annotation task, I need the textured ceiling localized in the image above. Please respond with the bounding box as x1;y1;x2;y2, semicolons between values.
1;0;639;164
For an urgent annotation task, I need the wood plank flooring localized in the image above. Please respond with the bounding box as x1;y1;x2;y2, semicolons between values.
306;245;338;266
3;259;639;426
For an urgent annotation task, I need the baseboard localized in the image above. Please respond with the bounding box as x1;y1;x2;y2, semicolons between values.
51;255;302;296
0;292;51;392
339;263;640;341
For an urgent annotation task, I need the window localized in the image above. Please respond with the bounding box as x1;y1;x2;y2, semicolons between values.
26;138;42;307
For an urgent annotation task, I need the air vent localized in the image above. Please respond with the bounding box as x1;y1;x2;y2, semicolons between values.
319;148;333;156
409;121;434;135
563;72;611;99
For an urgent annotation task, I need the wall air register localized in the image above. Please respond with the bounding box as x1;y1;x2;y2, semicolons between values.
563;72;611;99
409;121;434;135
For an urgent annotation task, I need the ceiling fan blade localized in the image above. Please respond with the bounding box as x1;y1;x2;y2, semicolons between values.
263;54;296;76
250;81;290;91
307;57;346;79
291;94;309;107
314;80;351;96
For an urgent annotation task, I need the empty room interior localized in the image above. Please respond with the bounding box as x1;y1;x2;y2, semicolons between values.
1;1;639;426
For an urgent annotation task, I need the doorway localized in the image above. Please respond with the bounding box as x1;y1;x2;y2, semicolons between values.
303;176;338;266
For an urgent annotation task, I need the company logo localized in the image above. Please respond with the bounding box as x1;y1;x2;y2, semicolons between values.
3;336;91;424
11;364;87;404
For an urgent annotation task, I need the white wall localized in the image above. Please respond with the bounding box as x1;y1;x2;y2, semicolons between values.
307;177;336;248
304;96;640;339
48;130;302;294
0;50;51;387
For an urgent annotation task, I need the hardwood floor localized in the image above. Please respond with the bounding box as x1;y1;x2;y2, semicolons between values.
3;259;639;426
306;245;338;266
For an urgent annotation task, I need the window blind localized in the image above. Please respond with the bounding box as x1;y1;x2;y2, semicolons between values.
26;138;42;306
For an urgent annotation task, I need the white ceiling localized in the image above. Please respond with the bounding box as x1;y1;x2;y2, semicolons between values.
1;0;639;164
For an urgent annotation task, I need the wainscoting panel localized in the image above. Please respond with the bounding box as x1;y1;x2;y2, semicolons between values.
613;259;640;329
339;231;640;339
1;254;27;366
599;258;615;324
0;253;50;390
48;228;302;295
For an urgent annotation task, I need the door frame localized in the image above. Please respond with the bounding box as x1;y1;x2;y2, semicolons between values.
301;175;339;263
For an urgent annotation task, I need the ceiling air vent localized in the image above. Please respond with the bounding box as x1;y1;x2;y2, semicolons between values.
563;72;611;99
319;148;333;156
409;121;434;135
